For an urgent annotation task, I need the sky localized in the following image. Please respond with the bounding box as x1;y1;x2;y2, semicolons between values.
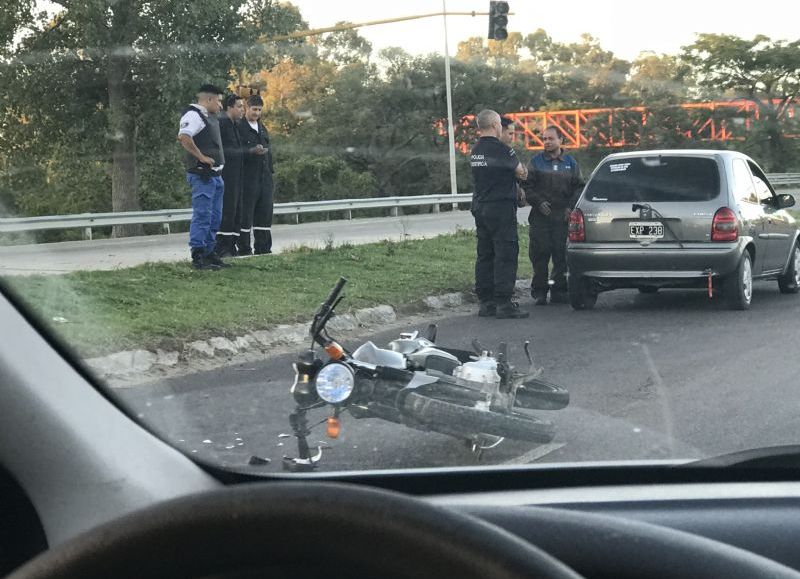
286;0;799;61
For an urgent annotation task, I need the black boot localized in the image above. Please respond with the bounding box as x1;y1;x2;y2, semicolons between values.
495;300;529;319
236;230;253;257
191;248;220;271
478;301;497;317
205;248;231;268
254;230;273;255
215;236;236;258
531;288;549;306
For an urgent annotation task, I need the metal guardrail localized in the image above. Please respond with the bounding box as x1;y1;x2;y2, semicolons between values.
0;193;474;238
767;173;800;186
1;173;799;238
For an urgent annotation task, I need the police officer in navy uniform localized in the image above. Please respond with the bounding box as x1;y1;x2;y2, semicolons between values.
177;84;226;270
470;109;529;319
238;94;275;256
500;116;528;208
215;93;245;258
523;125;584;305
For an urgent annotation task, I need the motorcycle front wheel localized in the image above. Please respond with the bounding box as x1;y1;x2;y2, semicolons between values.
402;392;555;443
515;378;570;411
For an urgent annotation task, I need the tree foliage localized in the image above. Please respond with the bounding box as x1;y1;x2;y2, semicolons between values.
682;34;800;170
1;7;798;229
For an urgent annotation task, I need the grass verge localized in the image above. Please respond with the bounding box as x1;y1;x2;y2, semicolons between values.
3;228;532;358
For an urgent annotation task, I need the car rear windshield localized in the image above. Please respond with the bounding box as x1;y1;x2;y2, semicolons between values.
585;156;720;202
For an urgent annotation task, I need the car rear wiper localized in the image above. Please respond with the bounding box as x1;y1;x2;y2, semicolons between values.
684;444;800;468
632;202;685;249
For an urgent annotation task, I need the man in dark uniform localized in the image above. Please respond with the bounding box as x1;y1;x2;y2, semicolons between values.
470;109;529;319
177;83;225;270
500;116;527;209
523;125;584;305
215;93;245;258
238;94;275;256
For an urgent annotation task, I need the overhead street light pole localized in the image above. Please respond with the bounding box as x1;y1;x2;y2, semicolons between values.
262;12;490;42
442;0;458;200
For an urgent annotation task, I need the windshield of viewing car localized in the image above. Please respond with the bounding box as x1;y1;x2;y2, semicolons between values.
585;156;721;202
1;1;799;476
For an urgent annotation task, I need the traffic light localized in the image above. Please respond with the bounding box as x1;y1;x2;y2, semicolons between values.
488;1;509;41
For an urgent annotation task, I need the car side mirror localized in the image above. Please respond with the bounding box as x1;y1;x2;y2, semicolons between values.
777;194;796;209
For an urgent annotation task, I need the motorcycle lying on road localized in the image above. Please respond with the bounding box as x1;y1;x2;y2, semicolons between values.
283;277;570;471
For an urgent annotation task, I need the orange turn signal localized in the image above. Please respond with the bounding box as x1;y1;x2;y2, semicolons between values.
326;417;342;439
324;342;345;360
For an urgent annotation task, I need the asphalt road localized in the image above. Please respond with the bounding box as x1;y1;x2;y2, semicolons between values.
115;280;800;475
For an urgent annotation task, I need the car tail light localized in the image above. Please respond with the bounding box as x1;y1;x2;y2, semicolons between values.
712;207;738;242
569;209;585;242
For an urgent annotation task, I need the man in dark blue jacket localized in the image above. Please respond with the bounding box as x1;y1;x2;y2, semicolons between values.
523;126;584;305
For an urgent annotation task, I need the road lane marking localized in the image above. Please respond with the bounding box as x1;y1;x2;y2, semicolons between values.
501;443;566;465
641;343;677;456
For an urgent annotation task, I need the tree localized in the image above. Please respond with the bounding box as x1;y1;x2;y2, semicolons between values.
626;52;689;105
524;30;631;109
456;33;524;65
315;24;373;66
682;34;800;170
0;0;304;235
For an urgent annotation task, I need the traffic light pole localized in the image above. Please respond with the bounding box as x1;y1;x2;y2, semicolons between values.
263;12;489;42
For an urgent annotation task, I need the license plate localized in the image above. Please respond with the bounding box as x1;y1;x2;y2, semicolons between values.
629;222;664;239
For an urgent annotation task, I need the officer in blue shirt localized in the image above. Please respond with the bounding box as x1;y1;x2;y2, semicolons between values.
177;84;226;270
470;110;529;319
523;126;584;305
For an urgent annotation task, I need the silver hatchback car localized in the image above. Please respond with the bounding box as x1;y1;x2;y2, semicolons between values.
567;150;800;310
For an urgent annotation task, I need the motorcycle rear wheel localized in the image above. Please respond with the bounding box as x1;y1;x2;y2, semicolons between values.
402;392;555;443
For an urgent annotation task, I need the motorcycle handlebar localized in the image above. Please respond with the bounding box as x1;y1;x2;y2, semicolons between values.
323;277;347;310
311;277;347;340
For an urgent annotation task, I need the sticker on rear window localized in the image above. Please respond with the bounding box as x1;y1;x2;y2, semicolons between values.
609;163;631;172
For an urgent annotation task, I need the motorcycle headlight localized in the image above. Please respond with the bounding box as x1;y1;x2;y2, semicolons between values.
314;363;355;404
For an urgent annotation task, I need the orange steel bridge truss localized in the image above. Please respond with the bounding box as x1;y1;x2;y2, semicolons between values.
447;100;799;153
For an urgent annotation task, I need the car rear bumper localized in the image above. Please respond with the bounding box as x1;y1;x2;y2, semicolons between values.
567;242;744;286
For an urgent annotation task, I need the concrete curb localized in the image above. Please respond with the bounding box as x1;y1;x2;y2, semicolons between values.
84;280;532;384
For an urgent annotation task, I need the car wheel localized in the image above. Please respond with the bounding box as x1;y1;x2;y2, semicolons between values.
569;276;597;310
638;286;659;294
778;243;800;294
723;252;753;310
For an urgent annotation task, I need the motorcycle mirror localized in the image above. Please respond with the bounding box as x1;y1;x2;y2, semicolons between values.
523;340;533;368
472;338;486;355
497;342;508;364
424;323;438;343
498;341;508;356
